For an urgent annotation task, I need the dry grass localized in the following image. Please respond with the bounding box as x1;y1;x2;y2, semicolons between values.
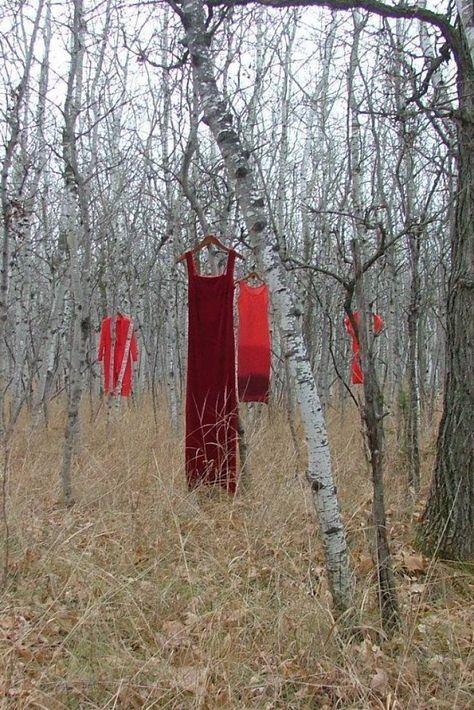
0;398;472;708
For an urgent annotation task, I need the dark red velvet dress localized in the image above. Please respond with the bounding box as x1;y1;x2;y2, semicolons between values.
237;281;271;402
185;251;238;494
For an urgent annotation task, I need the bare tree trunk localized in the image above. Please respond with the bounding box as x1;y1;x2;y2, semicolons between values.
0;0;45;430
60;0;91;506
406;228;421;494
456;0;474;67
161;10;180;430
179;0;352;613
350;241;400;631
419;41;474;559
346;11;399;631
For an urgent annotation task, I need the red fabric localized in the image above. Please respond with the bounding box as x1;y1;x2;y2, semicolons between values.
185;251;238;494
344;311;384;384
237;281;271;403
351;353;364;385
98;314;138;396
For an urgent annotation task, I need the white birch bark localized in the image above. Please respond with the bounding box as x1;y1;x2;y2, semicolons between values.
161;10;180;428
30;4;70;426
179;0;352;612
33;275;67;426
60;0;92;505
0;0;45;430
456;0;474;67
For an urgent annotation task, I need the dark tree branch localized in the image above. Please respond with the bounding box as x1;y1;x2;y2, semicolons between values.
211;0;461;64
404;42;452;107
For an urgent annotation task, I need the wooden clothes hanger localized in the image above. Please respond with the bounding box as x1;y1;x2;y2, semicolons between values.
238;270;266;285
176;234;244;263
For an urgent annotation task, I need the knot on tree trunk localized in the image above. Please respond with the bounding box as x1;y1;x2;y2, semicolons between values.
235;165;250;179
251;219;267;233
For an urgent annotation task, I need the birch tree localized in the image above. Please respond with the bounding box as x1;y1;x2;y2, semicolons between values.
176;0;353;612
60;0;92;505
0;0;45;429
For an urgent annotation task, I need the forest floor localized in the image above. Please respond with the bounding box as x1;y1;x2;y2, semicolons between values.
0;398;472;709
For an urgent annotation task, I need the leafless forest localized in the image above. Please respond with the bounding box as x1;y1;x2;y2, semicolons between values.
0;0;473;707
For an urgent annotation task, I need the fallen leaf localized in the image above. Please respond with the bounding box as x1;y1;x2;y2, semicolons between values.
370;668;389;697
410;583;426;595
359;639;384;668
170;664;208;699
358;554;374;574
402;552;426;574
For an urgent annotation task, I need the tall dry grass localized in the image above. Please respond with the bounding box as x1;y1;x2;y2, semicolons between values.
0;398;472;708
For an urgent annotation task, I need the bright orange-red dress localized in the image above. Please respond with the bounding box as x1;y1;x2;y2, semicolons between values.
237;281;271;403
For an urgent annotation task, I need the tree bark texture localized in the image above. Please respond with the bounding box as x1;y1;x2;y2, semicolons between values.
350;240;400;630
345;11;399;630
60;0;92;506
419;43;474;560
0;0;45;430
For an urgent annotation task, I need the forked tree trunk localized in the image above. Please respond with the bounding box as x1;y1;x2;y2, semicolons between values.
179;0;352;612
346;14;399;630
350;241;400;631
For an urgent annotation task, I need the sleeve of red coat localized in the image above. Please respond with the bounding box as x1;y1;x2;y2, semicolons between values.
344;316;353;337
373;313;384;335
130;329;139;362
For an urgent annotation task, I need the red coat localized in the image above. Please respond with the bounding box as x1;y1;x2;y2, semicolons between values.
344;311;384;384
98;314;138;396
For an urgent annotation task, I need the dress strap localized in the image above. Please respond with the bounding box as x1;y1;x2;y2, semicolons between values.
185;250;196;277
225;249;236;278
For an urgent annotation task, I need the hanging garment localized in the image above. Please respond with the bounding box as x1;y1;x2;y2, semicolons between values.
98;314;138;396
237;281;271;403
344;311;384;384
185;250;238;494
351;353;364;385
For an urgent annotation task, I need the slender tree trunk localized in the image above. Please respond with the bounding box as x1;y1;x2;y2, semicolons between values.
346;12;399;630
60;0;91;506
0;0;45;430
32;272;67;427
350;241;400;631
161;11;180;430
406;229;421;494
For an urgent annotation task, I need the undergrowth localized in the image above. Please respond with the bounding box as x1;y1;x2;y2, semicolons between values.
0;398;472;708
